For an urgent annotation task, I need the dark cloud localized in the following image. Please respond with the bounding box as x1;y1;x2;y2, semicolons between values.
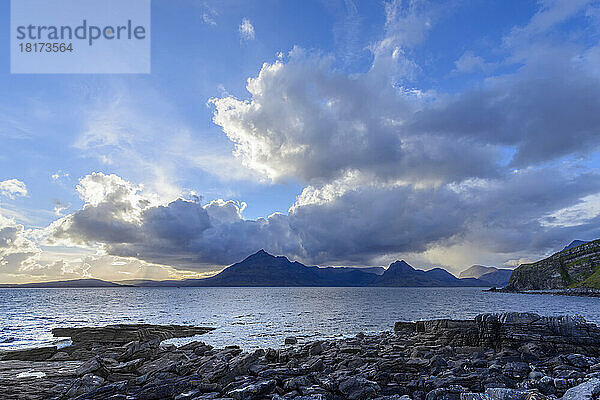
456;169;600;254
412;50;600;166
47;167;600;269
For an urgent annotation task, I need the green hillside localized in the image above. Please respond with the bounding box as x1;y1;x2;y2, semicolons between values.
506;239;600;290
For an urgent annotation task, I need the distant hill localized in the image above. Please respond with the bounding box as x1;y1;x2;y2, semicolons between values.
0;279;127;288
118;279;157;286
478;269;513;287
507;239;600;290
459;265;513;287
460;265;496;279
369;260;491;287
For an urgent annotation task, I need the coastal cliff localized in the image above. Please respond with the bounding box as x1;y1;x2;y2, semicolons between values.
506;239;600;291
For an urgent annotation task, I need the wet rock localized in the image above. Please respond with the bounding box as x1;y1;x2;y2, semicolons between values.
50;351;70;361
476;313;600;354
75;356;103;377
338;376;380;400
108;357;144;374
285;336;298;345
304;357;324;372
502;362;531;380
565;353;592;368
460;394;489;400
0;346;57;361
527;371;543;380
264;347;278;361
560;377;600;399
553;378;568;390
429;355;448;374
71;380;127;400
533;376;555;395
395;321;418;332
227;379;277;399
308;341;323;356
484;387;530;399
137;352;187;375
283;375;312;391
426;385;464;399
523;394;549;400
131;374;204;399
63;373;105;397
52;324;214;348
339;344;363;354
7;312;600;400
230;350;262;376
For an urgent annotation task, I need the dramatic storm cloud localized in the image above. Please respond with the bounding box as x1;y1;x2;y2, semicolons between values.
210;48;501;186
48;173;304;266
0;178;206;283
413;53;600;166
47;167;600;271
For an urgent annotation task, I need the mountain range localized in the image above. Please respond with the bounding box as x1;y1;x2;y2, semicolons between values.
2;250;493;288
370;260;487;287
128;250;493;287
8;239;598;291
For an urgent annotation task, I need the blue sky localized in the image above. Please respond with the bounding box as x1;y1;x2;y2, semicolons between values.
2;0;600;283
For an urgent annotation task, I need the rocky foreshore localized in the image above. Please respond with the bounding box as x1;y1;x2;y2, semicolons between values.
3;313;600;400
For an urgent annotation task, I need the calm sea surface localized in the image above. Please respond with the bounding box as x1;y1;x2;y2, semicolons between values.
1;287;600;351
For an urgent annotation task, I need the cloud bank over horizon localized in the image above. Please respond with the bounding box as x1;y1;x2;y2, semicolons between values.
2;0;600;283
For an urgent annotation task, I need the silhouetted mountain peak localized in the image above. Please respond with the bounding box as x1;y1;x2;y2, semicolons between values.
386;260;415;273
243;249;276;262
202;249;375;287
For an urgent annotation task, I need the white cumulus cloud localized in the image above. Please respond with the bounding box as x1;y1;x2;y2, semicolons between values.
0;179;27;199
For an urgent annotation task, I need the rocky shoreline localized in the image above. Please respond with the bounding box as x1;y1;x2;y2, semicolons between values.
489;287;600;297
3;314;600;399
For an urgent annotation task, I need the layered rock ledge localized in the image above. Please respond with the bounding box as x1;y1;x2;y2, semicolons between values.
0;324;215;362
3;313;600;399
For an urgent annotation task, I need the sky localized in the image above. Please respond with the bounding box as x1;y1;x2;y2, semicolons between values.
2;0;600;283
